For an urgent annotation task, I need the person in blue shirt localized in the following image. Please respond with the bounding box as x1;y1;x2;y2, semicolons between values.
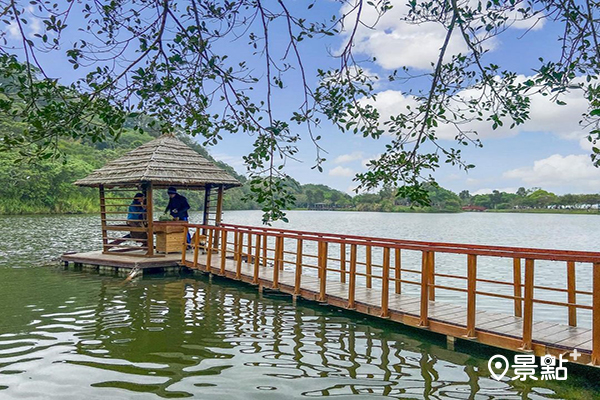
109;192;147;247
165;187;191;243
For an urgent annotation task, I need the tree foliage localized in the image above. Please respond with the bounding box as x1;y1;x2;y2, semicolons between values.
2;0;600;221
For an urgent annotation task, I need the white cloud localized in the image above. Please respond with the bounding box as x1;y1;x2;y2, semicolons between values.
6;21;20;39
340;2;468;70
29;17;42;37
503;154;600;190
329;166;355;177
362;76;589;142
334;151;364;164
212;152;245;172
339;2;543;71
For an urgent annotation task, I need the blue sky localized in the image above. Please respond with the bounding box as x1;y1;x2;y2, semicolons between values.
5;1;600;196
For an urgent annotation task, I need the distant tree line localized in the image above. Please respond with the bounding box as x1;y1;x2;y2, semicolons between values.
459;188;600;210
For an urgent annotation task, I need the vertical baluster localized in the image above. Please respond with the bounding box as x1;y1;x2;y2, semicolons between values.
253;234;261;284
294;239;303;295
340;243;346;283
247;233;253;264
193;229;200;269
381;247;390;318
181;225;189;263
419;251;430;327
272;236;283;289
262;234;267;266
395;248;401;294
233;230;239;262
348;244;357;309
513;258;522;317
319;242;328;302
593;262;600;365
236;231;243;279
522;258;535;350
428;252;435;301
205;228;213;272
366;243;372;288
567;261;577;327
466;254;477;338
220;230;227;275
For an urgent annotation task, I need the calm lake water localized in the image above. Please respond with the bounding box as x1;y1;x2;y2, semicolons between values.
1;210;600;399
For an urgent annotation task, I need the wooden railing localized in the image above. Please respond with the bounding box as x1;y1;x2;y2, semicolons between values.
180;222;600;365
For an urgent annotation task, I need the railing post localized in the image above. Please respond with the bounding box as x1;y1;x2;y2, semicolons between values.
340;243;346;283
419;251;430;327
181;225;189;264
466;254;477;338
347;244;357;309
193;229;200;269
233;229;239;262
381;247;390;318
294;238;303;295
366;243;372;288
220;230;227;275
247;233;253;264
272;236;283;289
522;258;534;350
513;258;522;317
205;228;213;272
262;235;267;266
235;231;243;279
593;262;600;365
395;248;401;294
428;252;435;301
319;241;328;302
567;261;577;327
253;234;261;284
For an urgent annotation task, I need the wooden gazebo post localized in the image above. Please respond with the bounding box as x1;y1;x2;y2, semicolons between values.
99;184;108;253
145;182;154;257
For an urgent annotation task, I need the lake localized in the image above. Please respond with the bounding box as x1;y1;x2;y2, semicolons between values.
1;210;599;399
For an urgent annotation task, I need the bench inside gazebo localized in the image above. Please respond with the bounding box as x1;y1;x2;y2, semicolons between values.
62;134;240;269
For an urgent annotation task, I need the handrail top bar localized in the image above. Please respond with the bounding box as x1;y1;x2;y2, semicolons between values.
220;223;600;259
175;222;600;263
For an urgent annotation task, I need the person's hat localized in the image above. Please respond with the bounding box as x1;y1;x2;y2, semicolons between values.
167;187;177;194
134;192;144;198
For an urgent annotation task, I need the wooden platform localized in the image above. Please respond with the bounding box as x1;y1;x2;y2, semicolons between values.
61;250;184;269
183;251;598;367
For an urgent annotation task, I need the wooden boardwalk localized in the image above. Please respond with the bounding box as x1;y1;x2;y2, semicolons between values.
180;222;600;368
183;251;595;364
61;221;600;368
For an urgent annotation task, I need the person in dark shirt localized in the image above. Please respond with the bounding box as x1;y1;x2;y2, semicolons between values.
165;187;191;243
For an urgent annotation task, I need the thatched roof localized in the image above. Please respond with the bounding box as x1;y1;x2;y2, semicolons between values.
75;134;242;189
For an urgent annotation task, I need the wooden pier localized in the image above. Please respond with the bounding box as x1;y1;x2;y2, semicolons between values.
61;221;600;368
178;222;600;368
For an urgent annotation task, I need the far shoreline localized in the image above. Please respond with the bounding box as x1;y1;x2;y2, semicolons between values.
1;208;599;217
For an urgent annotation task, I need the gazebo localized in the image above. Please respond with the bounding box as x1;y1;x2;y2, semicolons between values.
75;133;241;257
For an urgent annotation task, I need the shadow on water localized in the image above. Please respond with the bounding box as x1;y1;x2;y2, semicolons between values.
0;266;599;399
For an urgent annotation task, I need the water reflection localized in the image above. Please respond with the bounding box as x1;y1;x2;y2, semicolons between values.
0;267;597;399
